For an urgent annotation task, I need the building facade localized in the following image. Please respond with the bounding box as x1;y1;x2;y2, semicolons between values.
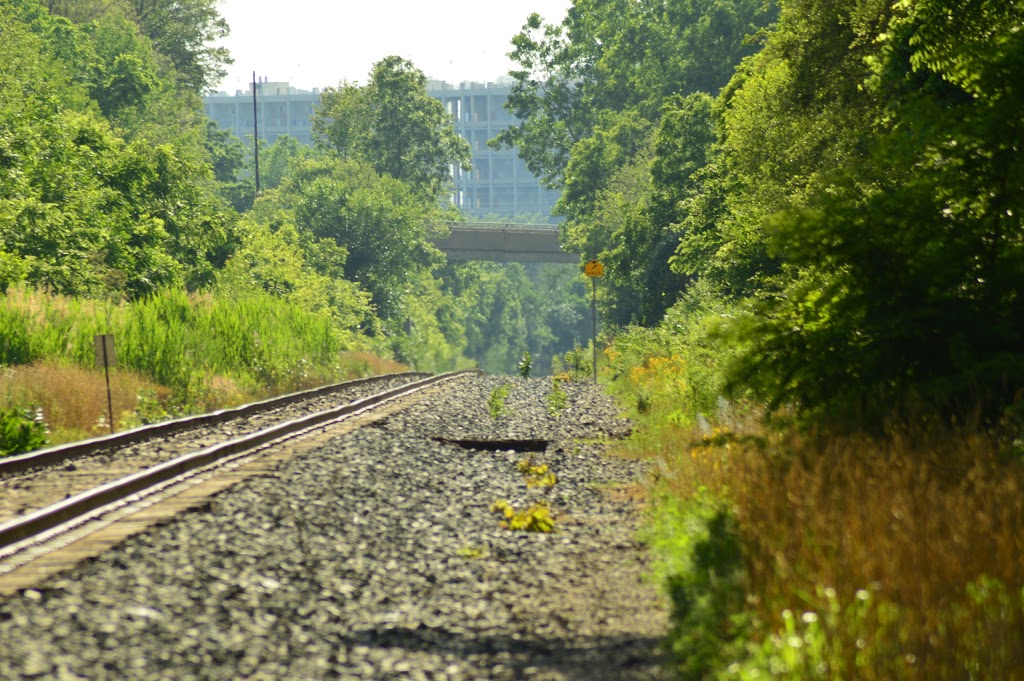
203;79;560;219
427;80;560;219
205;80;318;147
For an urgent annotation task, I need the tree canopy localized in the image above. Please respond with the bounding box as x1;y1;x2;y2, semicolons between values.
494;0;1024;423
495;0;778;325
313;57;472;201
0;1;232;297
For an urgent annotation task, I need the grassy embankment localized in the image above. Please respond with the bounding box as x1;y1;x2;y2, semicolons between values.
603;315;1024;679
0;287;404;447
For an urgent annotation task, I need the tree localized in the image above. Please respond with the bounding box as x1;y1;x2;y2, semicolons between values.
718;0;1024;423
490;0;777;326
313;57;471;200
216;217;372;334
273;157;445;321
0;3;235;298
494;0;777;188
260;135;314;191
127;0;231;92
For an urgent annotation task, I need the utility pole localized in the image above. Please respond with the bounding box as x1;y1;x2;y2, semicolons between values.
252;72;261;194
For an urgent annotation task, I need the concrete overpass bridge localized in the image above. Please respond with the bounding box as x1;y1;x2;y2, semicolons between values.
435;222;577;264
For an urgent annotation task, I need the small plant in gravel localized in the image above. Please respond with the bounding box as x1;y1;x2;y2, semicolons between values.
457;545;488;559
0;406;48;457
517;350;532;378
527;471;558;489
488;382;512;419
490;499;555;532
547;377;568;416
515;454;558;488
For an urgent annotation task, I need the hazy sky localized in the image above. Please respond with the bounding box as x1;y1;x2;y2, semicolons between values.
213;0;573;93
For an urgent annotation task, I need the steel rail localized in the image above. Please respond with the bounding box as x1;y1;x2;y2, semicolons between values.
0;369;480;552
0;372;431;477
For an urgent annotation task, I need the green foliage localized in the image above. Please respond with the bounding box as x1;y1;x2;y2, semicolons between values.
515;454;558;488
517;350;532;378
313;56;471;200
276;156;444;320
635;390;652;415
259;134;313;192
720;576;1024;679
126;0;231;92
644;489;748;679
204;121;254;211
122;388;174;428
713;0;1024;424
547;377;568;416
496;0;777;325
0;4;235;300
562;343;592;381
437;261;587;376
386;269;467;372
488;382;512;419
215;217;371;333
496;0;777;187
720;588;887;680
0;287;356;399
457;545;487;559
0;406;48;457
605;285;737;431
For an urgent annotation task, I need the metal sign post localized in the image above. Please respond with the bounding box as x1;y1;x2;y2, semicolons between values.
584;259;604;383
94;334;116;434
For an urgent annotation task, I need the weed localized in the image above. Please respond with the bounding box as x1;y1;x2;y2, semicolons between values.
547;377;568;416
457;545;488;559
516;454;558;488
0;289;404;443
527;472;558;489
0;406;48;457
563;343;592;381
490;500;555;533
488;382;512;419
517;350;532;378
636;389;652;414
122;389;174;428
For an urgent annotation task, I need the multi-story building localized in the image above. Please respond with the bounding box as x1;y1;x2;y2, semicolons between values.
204;80;318;146
203;79;560;219
427;80;560;219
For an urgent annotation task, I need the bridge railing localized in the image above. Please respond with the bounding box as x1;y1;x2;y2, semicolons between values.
446;221;560;231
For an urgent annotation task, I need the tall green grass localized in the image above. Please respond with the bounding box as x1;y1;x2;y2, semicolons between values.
0;287;360;400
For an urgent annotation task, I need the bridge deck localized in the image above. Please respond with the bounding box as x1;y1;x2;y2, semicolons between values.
435;223;577;264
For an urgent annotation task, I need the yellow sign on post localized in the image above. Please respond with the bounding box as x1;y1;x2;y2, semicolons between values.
583;260;603;383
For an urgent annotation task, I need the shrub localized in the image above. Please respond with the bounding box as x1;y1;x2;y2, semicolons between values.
0;406;48;457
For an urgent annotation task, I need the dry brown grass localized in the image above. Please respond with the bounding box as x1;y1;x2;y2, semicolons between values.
0;361;168;441
597;481;650;505
646;418;1024;679
0;352;411;446
339;351;409;376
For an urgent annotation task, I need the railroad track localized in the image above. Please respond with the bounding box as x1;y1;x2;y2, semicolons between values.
0;369;479;594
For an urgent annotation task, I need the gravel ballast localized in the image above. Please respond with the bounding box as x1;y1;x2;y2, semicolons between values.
0;375;669;680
